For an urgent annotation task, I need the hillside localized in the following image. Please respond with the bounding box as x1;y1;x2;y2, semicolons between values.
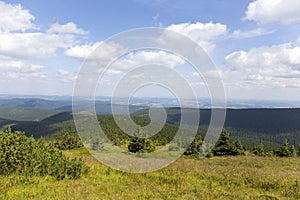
135;108;300;148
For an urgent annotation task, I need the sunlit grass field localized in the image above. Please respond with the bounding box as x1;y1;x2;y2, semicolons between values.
1;148;299;200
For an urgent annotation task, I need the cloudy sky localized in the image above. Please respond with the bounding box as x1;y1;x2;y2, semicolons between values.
1;0;300;101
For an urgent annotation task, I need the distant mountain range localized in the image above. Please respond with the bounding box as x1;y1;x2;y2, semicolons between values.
0;98;145;114
1;95;300;109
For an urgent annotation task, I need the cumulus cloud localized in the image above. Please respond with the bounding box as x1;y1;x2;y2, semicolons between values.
225;43;300;70
65;21;227;67
66;42;185;75
47;22;88;35
166;21;227;53
0;1;37;32
232;28;275;39
66;39;185;68
0;2;87;60
0;32;76;59
0;2;100;94
0;57;45;72
0;56;49;82
244;0;300;24
224;40;300;89
114;50;185;70
64;41;124;61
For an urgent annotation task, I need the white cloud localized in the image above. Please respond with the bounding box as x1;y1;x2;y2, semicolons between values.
244;0;300;24
0;58;45;72
66;42;185;75
297;36;300;45
0;32;76;59
65;21;227;65
225;43;300;70
48;22;88;35
0;2;88;60
0;1;37;32
0;56;49;82
66;41;185;72
114;50;185;70
224;40;300;89
232;28;275;39
64;42;99;59
166;21;227;53
57;69;69;75
65;41;124;61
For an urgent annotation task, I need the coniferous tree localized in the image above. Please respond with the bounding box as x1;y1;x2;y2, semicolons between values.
275;139;295;157
212;129;245;156
253;143;266;156
289;145;297;157
128;137;155;153
184;135;203;156
234;140;245;155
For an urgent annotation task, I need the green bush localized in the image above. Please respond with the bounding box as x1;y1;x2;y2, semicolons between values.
53;132;83;150
0;129;88;180
128;138;155;153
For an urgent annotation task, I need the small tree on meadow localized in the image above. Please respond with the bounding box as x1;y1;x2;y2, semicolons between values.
212;129;245;156
184;135;203;156
275;139;296;157
289;145;297;157
253;143;266;156
128;137;155;153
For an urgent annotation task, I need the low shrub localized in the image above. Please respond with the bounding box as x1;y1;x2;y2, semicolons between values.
0;129;88;180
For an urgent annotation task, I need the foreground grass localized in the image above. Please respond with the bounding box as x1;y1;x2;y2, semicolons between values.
1;149;299;200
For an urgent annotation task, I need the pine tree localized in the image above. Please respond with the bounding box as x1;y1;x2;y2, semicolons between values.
276;139;293;157
184;135;203;156
289;145;297;157
253;143;266;156
212;129;245;156
128;138;155;153
234;140;245;155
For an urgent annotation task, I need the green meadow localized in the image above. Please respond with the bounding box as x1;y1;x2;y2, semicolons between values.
1;148;299;200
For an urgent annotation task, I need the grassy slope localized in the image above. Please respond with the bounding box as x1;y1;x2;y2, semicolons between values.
1;149;299;200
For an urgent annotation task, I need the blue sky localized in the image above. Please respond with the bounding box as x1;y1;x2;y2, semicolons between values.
1;0;300;101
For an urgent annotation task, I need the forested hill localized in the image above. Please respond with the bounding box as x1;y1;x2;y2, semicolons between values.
144;108;300;134
135;108;300;148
